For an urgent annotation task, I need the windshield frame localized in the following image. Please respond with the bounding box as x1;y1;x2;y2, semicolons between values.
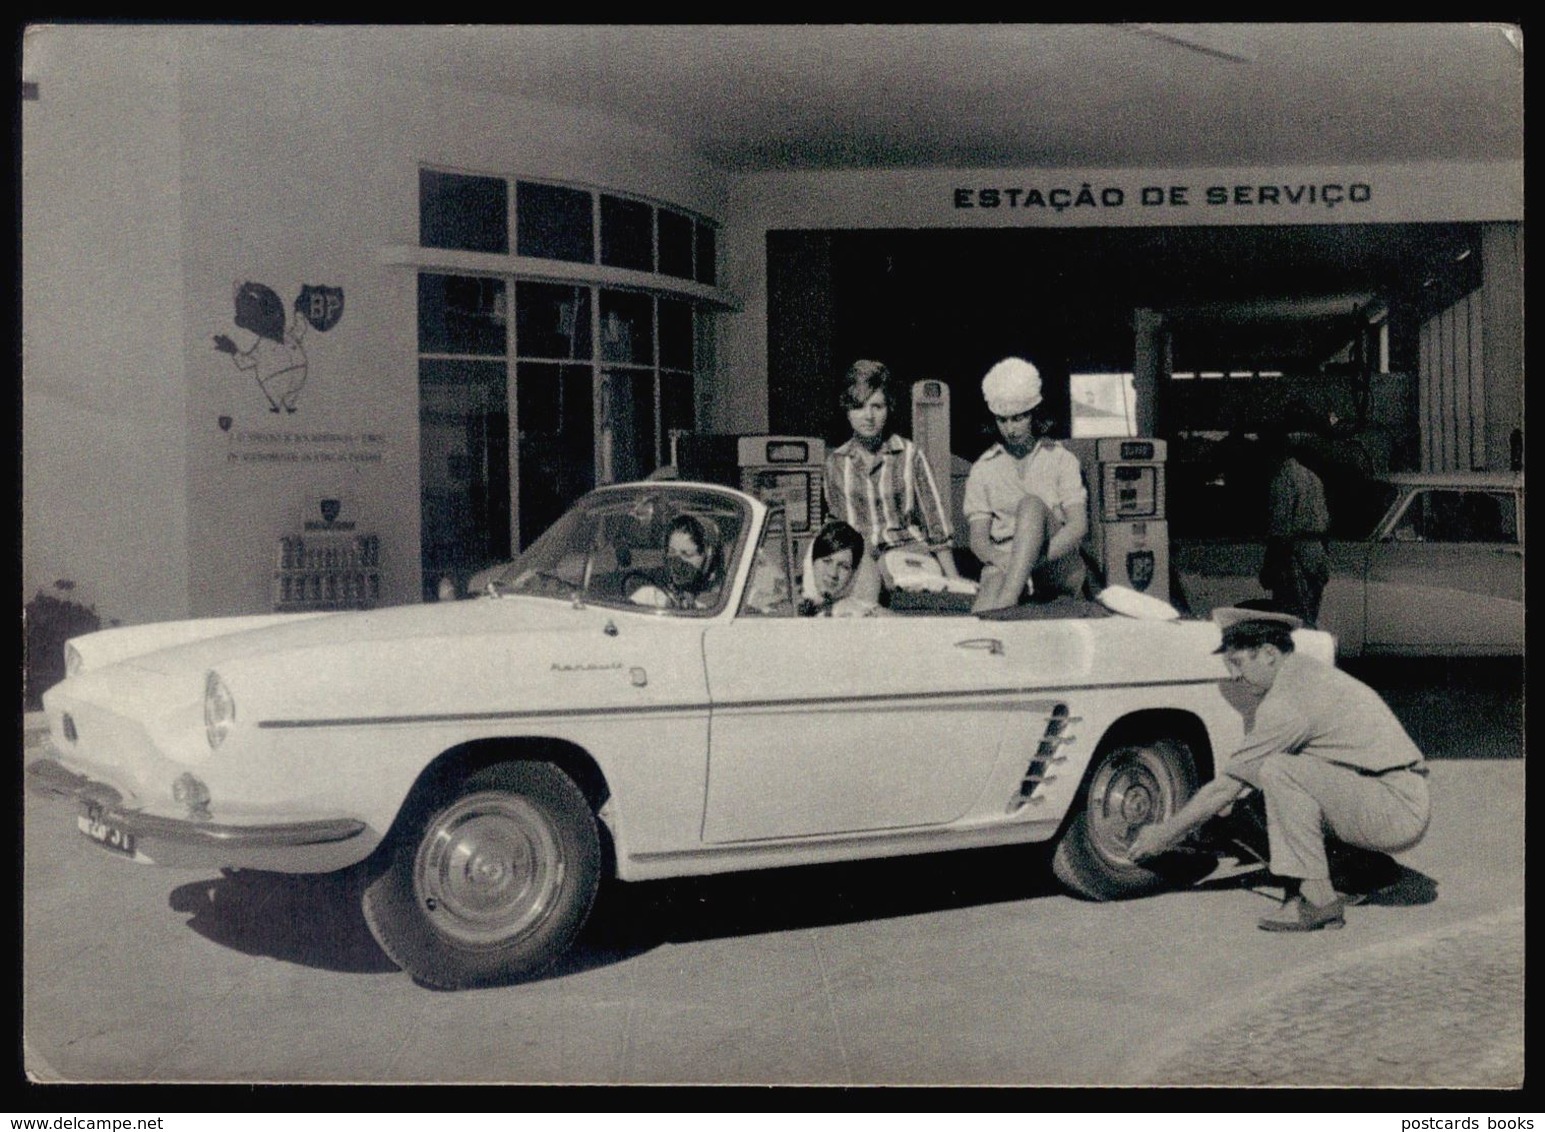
487;484;757;617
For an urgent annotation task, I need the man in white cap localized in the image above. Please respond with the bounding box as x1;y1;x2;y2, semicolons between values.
1128;608;1430;931
963;357;1089;611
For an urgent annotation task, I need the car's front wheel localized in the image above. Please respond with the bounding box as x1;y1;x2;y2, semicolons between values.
1052;737;1199;900
362;761;601;989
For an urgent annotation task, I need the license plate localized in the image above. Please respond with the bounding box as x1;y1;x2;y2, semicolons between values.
77;806;137;857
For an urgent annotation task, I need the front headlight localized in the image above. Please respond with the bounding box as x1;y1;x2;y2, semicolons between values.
204;670;236;749
64;644;84;676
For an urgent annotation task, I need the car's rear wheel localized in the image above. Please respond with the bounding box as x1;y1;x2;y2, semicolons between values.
1052;737;1199;900
362;761;601;989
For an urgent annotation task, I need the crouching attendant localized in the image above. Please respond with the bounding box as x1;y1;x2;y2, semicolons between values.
1128;610;1430;931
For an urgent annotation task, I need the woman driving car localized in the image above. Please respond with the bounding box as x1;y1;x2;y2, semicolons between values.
629;514;724;610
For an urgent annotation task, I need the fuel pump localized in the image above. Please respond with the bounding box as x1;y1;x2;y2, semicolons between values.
911;379;953;510
911;379;974;549
1088;438;1169;600
735;436;827;552
674;433;827;558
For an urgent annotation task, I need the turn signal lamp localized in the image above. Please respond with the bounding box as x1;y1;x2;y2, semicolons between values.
65;644;84;676
204;671;236;750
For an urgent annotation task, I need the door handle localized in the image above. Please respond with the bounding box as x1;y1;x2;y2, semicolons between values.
1493;546;1523;556
956;637;1004;656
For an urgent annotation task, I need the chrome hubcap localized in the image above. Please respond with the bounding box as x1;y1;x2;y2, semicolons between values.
1088;748;1175;866
414;791;565;947
1119;785;1155;824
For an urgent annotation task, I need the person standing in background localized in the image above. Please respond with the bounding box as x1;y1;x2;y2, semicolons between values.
1259;428;1331;625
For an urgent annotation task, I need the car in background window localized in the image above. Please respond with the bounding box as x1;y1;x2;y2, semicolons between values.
30;482;1337;989
1175;472;1523;656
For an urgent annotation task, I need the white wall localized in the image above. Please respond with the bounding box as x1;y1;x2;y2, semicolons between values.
1419;293;1487;472
1479;223;1524;471
1418;223;1525;475
22;26;190;625
24;26;730;624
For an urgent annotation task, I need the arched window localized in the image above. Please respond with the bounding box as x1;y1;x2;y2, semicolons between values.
406;168;734;599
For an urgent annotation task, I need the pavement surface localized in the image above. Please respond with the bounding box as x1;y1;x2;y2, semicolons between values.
20;658;1525;1088
1139;908;1525;1087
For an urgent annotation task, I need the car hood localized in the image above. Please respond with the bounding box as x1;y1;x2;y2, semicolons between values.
106;597;614;676
52;596;693;727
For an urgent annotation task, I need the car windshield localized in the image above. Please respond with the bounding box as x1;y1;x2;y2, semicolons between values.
488;487;748;615
1328;478;1402;540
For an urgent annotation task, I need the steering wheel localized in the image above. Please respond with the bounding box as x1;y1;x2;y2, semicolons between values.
621;570;657;598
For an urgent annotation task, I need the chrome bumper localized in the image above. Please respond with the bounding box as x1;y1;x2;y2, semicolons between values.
26;756;376;871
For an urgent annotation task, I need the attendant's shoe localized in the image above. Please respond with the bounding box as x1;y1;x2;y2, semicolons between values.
1258;894;1346;932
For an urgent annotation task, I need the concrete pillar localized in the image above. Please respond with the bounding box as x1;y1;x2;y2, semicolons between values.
766;231;836;438
1132;308;1165;436
1480;223;1523;471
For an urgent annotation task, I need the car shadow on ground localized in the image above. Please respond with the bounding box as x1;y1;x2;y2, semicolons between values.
167;842;1071;983
165;840;1443;985
168;866;398;975
567;843;1067;969
1180;858;1440;908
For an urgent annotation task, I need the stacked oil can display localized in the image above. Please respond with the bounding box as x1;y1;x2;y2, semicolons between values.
273;532;381;611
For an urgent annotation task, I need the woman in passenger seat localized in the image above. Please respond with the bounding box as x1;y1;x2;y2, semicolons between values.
799;521;886;618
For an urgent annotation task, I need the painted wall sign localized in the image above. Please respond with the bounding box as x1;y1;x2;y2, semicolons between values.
296;285;345;332
224;429;386;466
950;181;1374;213
213;281;344;414
728;162;1522;231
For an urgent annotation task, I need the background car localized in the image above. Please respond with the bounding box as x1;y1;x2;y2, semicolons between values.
31;481;1335;989
1174;471;1523;656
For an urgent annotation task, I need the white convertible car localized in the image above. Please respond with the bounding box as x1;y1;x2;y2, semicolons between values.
30;482;1334;989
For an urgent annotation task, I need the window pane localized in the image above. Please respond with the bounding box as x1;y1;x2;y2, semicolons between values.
515;282;592;361
418;273;507;355
516;181;594;263
1328;479;1399;540
740;507;795;617
601;195;654;272
659;298;693;370
1070;373;1137;438
661;369;695;456
1403;490;1518;543
516;362;595;548
599;290;654;366
604;367;657;483
695;222;717;285
419;358;510;599
420;169;508;254
658;209;694;279
1493;494;1520;542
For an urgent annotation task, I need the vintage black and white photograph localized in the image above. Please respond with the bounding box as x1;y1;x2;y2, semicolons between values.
20;23;1524;1088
